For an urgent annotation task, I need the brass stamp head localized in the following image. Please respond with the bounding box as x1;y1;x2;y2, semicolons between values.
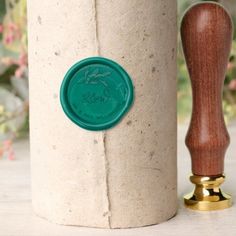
184;175;232;211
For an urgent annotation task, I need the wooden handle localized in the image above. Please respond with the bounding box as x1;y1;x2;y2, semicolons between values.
181;3;233;176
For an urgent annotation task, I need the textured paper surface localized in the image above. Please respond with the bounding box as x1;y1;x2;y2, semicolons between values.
28;0;177;228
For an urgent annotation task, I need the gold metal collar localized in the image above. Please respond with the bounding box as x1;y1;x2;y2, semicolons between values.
184;174;232;211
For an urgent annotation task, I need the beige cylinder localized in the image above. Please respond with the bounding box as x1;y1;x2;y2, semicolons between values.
28;0;177;228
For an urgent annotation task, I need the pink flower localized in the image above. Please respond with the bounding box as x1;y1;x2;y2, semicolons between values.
18;52;28;66
5;33;15;44
8;22;17;31
0;148;3;158
227;62;234;70
8;150;15;161
3;140;12;151
0;24;3;33
228;79;236;91
15;66;25;78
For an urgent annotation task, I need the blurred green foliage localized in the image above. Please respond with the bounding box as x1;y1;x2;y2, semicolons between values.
0;0;6;21
0;0;28;159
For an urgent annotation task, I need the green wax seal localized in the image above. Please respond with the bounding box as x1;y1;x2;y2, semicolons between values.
60;57;134;131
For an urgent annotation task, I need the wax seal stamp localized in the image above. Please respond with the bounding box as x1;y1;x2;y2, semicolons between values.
60;57;134;131
181;2;233;210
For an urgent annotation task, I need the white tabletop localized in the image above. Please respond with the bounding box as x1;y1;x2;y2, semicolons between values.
0;125;236;236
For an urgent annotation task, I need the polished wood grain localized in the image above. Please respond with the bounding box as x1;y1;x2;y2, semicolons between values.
181;3;233;176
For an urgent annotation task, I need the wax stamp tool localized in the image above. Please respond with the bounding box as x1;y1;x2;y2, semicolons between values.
181;2;233;211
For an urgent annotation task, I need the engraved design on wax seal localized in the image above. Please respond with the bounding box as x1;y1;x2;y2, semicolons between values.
60;57;134;131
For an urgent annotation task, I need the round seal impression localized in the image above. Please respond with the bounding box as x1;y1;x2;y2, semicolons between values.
60;57;134;131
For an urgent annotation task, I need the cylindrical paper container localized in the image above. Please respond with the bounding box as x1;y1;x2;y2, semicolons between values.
28;0;177;228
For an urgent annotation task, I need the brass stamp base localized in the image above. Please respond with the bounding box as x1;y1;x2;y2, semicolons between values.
184;175;232;211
